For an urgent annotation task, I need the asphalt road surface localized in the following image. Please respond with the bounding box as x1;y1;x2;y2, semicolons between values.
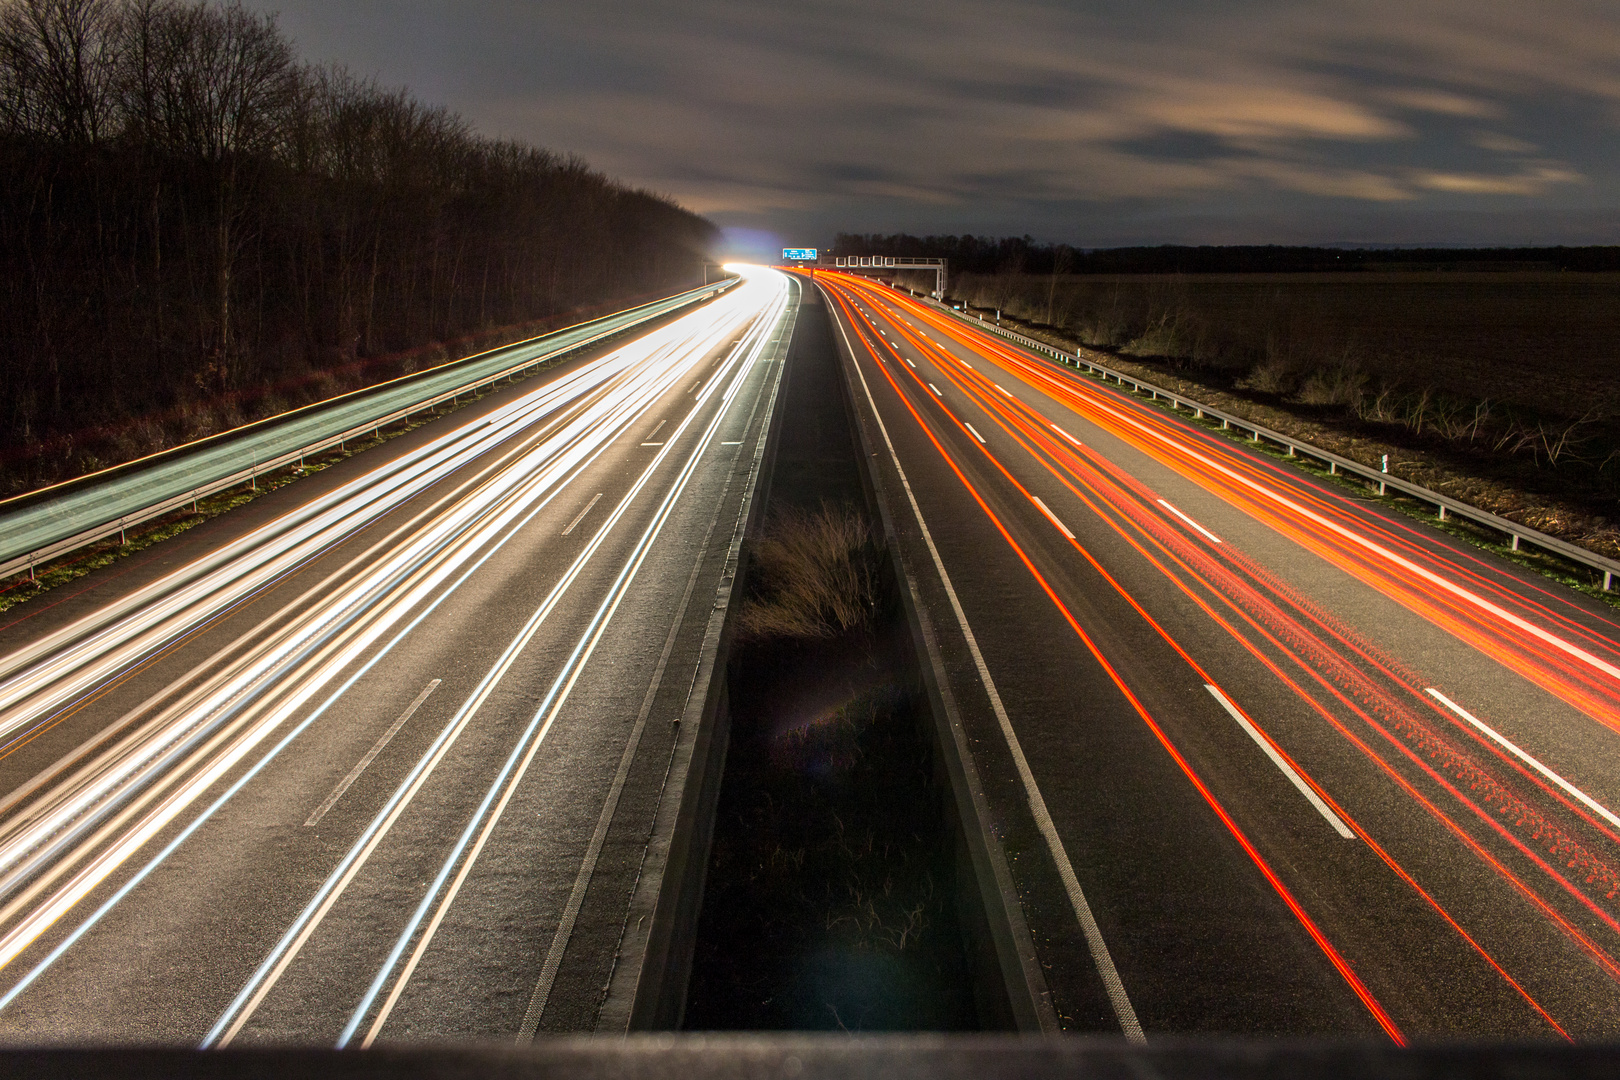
814;269;1620;1042
0;266;797;1045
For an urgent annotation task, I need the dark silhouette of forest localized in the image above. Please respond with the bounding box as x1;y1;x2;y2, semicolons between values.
833;233;1620;275
0;0;716;494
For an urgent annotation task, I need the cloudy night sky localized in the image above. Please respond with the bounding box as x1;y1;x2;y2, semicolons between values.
245;0;1620;257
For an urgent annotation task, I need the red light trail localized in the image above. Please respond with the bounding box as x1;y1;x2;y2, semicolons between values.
811;269;1620;1039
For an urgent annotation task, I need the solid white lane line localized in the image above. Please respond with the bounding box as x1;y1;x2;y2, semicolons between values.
199;278;788;1049
305;681;441;828
516;443;735;1040
562;493;604;536
1031;496;1076;540
210;446;667;1048
0;349;710;1018
0;285;772;967
1051;424;1082;448
833;304;1143;1042
5;291;751;701
965;423;986;444
1426;688;1620;833
1205;685;1353;838
0;370;620;733
347;277;795;1048
1157;499;1223;544
928;383;942;396
0;370;668;980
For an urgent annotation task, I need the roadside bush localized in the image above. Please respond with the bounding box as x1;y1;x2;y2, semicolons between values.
1237;356;1300;396
1297;361;1367;407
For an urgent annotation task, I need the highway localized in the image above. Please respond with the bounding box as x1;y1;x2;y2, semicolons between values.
0;266;796;1044
813;269;1620;1040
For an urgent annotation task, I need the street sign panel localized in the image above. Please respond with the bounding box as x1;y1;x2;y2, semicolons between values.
781;248;817;261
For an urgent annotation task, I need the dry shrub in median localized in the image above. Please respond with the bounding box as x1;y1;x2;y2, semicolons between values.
737;504;884;643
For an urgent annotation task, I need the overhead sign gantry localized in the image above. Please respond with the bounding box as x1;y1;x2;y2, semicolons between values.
823;255;947;299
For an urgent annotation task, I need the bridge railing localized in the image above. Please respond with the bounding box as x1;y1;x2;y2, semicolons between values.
0;278;740;582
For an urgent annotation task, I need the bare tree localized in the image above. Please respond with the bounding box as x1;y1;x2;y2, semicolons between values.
116;0;294;385
0;0;717;494
0;0;121;142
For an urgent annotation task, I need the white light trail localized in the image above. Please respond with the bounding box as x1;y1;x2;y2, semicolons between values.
0;269;789;999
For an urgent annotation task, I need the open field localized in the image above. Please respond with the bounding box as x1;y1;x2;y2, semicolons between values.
954;273;1620;418
937;272;1620;559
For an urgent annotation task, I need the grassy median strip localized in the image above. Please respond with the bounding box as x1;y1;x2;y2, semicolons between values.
684;504;978;1031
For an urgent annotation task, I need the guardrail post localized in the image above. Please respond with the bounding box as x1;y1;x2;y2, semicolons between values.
1329;462;1336;475
1511;535;1520;551
1607;571;1614;592
1438;505;1448;521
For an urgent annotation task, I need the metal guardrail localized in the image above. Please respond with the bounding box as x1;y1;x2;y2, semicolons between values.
921;296;1620;592
0;278;741;583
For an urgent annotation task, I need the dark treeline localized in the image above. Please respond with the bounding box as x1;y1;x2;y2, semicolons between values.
0;0;716;492
833;233;1620;275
